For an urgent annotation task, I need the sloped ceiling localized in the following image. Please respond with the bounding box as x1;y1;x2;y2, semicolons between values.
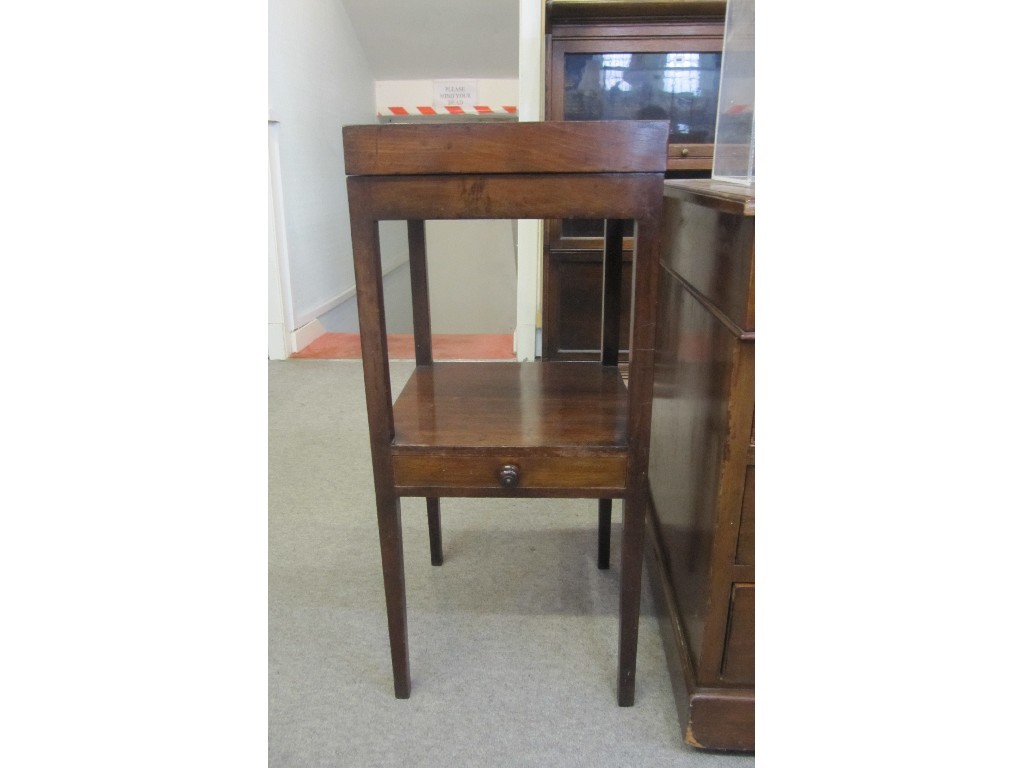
340;0;520;80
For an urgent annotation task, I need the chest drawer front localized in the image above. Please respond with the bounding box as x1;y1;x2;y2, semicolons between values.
720;583;754;685
661;195;755;331
393;453;628;497
735;465;754;565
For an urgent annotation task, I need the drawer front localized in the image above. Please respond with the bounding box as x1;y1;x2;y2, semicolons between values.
661;195;755;331
669;143;714;159
393;453;628;497
667;143;714;171
720;583;754;685
735;465;754;566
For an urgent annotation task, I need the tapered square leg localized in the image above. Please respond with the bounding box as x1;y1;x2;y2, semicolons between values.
597;498;612;569
376;494;411;698
616;491;647;706
426;497;442;566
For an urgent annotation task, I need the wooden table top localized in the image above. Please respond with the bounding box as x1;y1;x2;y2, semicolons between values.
664;179;755;216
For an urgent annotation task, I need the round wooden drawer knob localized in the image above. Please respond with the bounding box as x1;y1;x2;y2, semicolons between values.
679;147;690;157
498;464;520;488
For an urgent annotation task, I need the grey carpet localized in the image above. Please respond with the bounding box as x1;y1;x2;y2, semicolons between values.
269;359;755;767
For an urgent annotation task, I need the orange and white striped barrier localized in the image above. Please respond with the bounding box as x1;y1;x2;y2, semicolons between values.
379;105;518;117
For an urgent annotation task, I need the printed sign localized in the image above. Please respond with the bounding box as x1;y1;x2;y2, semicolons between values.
433;80;479;111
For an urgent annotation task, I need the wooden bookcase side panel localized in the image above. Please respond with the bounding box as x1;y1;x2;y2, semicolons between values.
646;179;754;751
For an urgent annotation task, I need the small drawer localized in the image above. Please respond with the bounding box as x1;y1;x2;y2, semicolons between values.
392;452;627;496
668;143;714;160
667;143;714;171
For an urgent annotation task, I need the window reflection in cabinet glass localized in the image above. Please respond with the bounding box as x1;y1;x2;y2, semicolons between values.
564;52;722;144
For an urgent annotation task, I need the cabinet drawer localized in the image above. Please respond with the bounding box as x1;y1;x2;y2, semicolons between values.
392;452;628;497
667;143;714;171
661;193;755;331
735;465;754;565
720;583;754;685
669;143;714;159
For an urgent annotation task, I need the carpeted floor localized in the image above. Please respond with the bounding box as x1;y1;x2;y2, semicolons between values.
269;359;755;767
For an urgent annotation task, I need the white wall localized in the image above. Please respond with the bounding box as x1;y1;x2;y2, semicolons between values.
321;219;517;336
320;222;415;334
323;78;521;338
341;0;519;80
269;0;376;344
375;79;519;114
269;0;540;350
425;220;517;334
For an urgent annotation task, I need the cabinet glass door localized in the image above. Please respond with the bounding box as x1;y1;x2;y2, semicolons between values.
563;52;722;145
555;50;722;244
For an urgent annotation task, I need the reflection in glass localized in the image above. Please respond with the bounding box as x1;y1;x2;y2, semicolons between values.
562;219;634;239
564;52;722;144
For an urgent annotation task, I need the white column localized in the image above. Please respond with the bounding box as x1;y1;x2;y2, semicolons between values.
514;0;545;360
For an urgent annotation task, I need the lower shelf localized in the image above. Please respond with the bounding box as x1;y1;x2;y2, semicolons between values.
390;361;629;497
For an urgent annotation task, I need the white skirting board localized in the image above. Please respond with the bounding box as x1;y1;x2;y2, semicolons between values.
289;317;327;355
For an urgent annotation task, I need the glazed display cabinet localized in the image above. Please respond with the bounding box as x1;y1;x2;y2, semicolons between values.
542;0;726;362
